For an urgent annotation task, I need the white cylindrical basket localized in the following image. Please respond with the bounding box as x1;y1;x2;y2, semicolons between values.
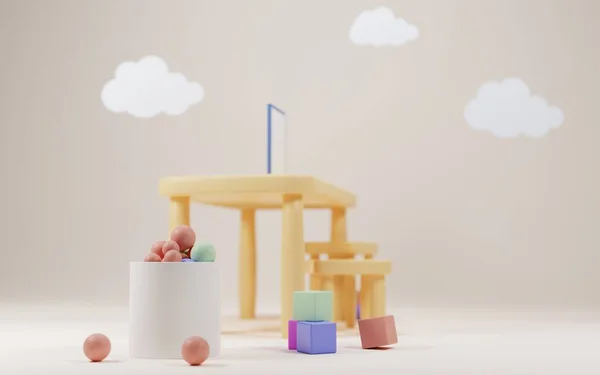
129;262;221;359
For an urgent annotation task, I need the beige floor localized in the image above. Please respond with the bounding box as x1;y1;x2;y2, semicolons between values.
2;304;600;374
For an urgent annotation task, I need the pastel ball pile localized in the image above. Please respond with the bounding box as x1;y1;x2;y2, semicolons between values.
144;225;216;263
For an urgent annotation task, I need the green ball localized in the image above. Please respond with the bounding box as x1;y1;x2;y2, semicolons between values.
190;242;216;262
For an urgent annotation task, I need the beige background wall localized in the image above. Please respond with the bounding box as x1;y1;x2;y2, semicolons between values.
0;0;598;310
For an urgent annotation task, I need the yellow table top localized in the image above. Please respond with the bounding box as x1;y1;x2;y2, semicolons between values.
158;175;356;209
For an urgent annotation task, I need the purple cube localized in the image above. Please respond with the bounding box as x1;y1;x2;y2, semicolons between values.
296;321;336;354
288;320;298;350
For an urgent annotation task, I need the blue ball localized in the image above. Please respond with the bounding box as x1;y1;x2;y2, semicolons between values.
181;258;195;263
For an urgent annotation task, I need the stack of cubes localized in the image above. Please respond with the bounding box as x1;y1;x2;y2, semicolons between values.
288;291;336;354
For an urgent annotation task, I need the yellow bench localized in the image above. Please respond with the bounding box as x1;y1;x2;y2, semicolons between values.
305;242;390;328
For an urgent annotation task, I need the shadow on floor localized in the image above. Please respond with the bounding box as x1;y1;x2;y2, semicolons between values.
344;345;433;351
65;359;125;364
164;362;228;368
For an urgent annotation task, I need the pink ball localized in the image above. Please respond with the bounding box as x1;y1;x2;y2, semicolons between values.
181;336;210;366
162;240;180;255
83;333;111;362
163;250;182;262
150;241;166;259
144;253;161;262
170;225;196;251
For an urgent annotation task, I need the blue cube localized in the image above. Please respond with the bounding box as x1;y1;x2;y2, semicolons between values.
296;321;336;354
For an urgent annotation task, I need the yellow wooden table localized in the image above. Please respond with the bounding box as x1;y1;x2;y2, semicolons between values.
158;175;356;337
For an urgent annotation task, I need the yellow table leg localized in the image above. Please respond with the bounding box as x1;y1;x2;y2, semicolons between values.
359;254;374;320
344;275;356;328
169;196;190;234
360;275;372;319
330;207;347;322
239;209;256;319
309;255;322;290
371;275;386;318
281;194;305;338
333;276;345;322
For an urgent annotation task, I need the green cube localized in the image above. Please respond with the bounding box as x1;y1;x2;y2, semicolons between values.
292;291;333;321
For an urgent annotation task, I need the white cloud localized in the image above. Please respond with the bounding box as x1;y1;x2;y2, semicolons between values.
101;55;204;118
464;78;564;138
349;6;419;46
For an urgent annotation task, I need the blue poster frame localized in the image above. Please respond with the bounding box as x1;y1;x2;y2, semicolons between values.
266;103;287;174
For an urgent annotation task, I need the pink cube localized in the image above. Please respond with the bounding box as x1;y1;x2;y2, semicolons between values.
288;320;298;350
358;315;398;349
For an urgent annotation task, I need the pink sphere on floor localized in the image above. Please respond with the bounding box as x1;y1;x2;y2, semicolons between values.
170;225;196;251
163;249;182;262
150;241;166;259
161;240;180;255
144;253;161;262
83;333;111;362
181;336;210;366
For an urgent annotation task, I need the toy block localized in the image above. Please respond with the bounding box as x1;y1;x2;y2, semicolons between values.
358;315;398;349
288;320;298;350
296;321;337;354
292;291;333;321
